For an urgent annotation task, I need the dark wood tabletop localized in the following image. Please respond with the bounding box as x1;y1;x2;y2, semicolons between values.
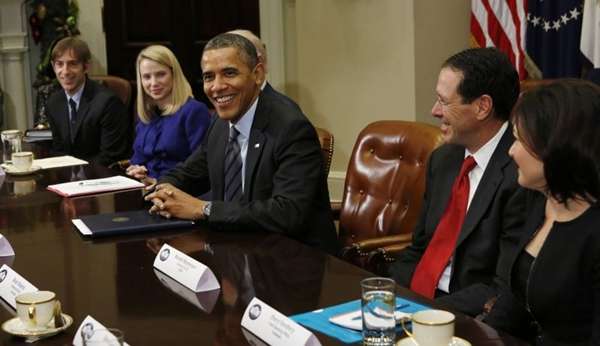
0;161;529;345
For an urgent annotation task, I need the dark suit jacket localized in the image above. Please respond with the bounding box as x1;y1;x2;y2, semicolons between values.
389;127;526;315
160;85;339;254
484;191;600;345
46;78;130;166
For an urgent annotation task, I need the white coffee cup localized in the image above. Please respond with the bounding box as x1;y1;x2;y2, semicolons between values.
402;309;455;346
11;151;33;172
15;291;59;331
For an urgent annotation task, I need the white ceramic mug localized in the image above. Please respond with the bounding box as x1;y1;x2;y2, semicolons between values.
11;151;33;172
15;291;59;331
402;309;455;346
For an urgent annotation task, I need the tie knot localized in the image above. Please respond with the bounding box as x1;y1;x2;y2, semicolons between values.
229;126;240;142
69;98;77;109
459;156;476;177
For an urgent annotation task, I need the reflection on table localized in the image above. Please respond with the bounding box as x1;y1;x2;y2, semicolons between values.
0;161;529;345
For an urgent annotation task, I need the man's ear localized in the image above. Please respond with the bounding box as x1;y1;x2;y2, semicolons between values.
475;94;493;120
253;62;265;87
83;62;90;73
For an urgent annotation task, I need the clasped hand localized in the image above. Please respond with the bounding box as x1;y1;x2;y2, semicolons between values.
126;164;157;190
144;183;207;220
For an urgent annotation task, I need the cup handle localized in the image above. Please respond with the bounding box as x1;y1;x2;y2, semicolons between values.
401;318;419;345
28;304;36;324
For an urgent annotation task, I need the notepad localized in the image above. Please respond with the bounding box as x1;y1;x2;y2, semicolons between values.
33;155;88;169
47;175;144;197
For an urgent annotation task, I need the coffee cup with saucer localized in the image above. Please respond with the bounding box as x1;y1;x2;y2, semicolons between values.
1;152;40;176
2;291;73;338
398;309;472;346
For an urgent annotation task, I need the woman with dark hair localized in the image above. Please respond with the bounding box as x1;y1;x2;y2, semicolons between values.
484;79;600;345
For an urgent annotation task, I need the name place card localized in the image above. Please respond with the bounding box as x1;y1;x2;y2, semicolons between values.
0;264;38;309
0;234;15;257
241;297;321;346
153;244;220;292
153;269;220;313
73;315;131;346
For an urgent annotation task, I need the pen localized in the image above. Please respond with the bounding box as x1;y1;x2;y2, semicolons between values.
78;181;116;186
351;303;410;320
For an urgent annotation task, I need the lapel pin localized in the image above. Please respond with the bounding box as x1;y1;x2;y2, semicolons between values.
254;143;260;148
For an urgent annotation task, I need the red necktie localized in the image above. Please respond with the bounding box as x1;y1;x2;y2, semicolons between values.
410;156;476;298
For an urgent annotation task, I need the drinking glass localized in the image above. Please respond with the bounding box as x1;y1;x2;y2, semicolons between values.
361;277;396;346
82;328;124;346
1;130;22;164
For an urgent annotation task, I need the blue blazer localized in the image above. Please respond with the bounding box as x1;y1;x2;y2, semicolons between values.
130;98;211;178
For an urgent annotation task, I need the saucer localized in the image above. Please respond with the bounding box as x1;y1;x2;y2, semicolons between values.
1;313;73;338
1;164;41;176
397;336;471;346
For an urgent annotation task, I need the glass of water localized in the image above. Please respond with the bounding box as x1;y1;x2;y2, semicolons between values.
1;129;22;164
361;277;396;346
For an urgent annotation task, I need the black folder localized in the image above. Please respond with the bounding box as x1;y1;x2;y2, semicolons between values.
73;210;196;237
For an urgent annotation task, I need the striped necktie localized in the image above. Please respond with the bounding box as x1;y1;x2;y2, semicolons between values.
224;126;242;201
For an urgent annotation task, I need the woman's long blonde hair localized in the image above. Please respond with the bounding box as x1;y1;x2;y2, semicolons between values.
135;45;193;123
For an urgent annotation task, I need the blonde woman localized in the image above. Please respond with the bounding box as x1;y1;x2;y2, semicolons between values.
126;45;211;181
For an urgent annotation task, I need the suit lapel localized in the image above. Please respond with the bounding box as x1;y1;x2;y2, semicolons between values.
55;94;72;152
243;95;269;202
456;128;514;246
212;120;229;201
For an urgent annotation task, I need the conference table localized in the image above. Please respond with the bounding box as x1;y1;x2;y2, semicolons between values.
0;159;530;345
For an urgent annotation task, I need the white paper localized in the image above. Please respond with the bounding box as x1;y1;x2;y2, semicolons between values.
241;297;321;346
328;309;412;331
33;156;88;169
73;315;131;346
0;234;15;257
153;244;220;292
153;269;220;313
47;175;144;197
0;264;38;309
71;219;92;236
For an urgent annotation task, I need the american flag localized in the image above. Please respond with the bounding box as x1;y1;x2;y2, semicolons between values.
471;0;528;79
471;0;587;79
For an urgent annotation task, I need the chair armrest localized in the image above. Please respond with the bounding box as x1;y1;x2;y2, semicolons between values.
331;201;342;220
340;233;412;262
365;238;413;275
350;233;413;254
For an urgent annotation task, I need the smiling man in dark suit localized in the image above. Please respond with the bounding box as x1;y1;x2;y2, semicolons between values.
46;37;130;166
145;33;338;254
389;48;526;316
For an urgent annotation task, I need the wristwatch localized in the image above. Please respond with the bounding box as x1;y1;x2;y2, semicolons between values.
202;202;212;218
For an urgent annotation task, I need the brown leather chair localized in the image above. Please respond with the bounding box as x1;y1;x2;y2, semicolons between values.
90;75;132;108
315;127;334;176
338;120;443;270
519;79;553;95
91;75;133;171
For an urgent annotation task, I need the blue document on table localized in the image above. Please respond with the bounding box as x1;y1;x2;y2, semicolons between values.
290;297;429;344
72;210;195;237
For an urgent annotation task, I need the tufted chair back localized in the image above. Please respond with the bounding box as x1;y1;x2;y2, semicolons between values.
90;75;132;109
338;120;443;266
519;79;554;96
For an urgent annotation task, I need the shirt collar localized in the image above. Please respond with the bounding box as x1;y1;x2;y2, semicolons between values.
65;80;86;106
230;96;259;139
465;121;508;171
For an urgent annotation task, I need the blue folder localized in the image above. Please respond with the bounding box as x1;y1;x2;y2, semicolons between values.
290;297;429;344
